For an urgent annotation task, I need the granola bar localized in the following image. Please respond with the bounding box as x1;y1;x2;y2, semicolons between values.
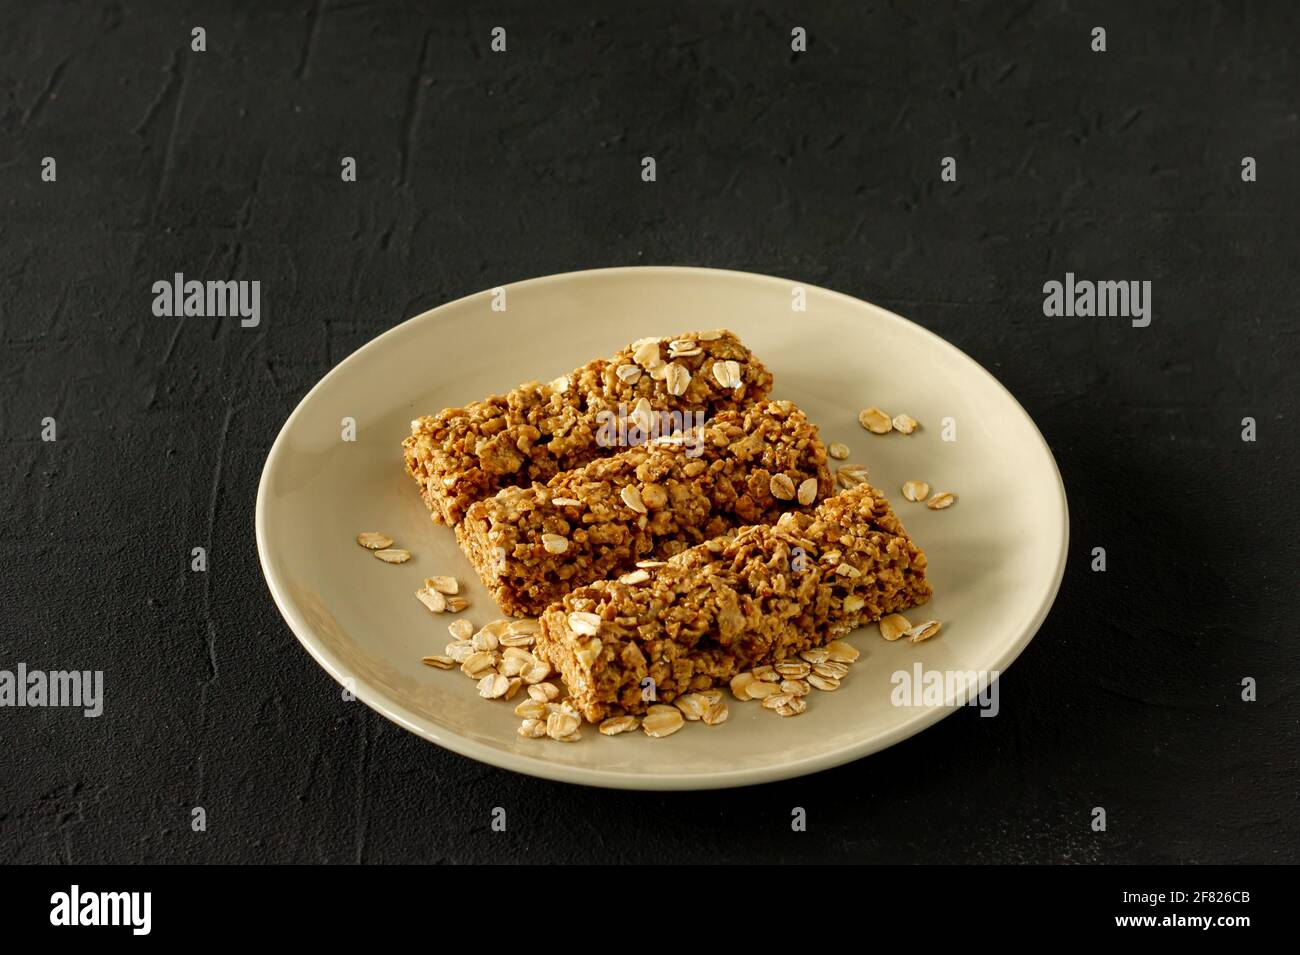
403;330;773;525
456;400;833;616
535;483;932;722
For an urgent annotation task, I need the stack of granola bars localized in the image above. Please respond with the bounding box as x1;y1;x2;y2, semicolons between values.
403;330;933;734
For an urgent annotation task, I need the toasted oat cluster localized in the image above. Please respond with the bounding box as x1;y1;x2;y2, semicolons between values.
456;400;833;616
403;330;773;525
534;483;933;723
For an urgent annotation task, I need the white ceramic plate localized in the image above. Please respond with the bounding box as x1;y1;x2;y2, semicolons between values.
256;266;1068;790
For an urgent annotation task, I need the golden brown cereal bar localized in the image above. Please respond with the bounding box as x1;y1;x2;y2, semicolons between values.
535;483;932;722
456;400;833;616
402;330;773;525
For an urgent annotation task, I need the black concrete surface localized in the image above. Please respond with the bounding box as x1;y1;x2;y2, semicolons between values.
1;0;1296;863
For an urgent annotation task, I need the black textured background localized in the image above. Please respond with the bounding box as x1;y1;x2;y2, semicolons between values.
1;0;1297;864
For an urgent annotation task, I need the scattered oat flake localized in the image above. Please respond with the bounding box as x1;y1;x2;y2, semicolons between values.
815;661;850;680
673;693;712;721
808;674;840;692
356;532;393;550
902;480;931;502
528;682;560;702
521;657;552;684
837;464;870;489
425;575;458;595
518;718;547;738
892;413;919;434
448;619;473;640
828;442;850;460
477;673;510;699
373;548;411;563
775;697;808;717
546;711;581;740
599;715;640;736
858;407;893;434
702;701;729;725
416;588;447;613
445;596;469;613
825;640;860;663
769;473;796;500
460;652;496;678
730;672;757;701
797;477;818;506
421;655;454;669
907;620;943;643
642;705;685;738
879;613;912;642
799;647;830;665
775;660;811;679
781;679;810;697
746;681;781;699
927;491;956;510
514;698;546;719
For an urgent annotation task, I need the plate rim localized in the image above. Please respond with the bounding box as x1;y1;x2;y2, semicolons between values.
255;265;1070;790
